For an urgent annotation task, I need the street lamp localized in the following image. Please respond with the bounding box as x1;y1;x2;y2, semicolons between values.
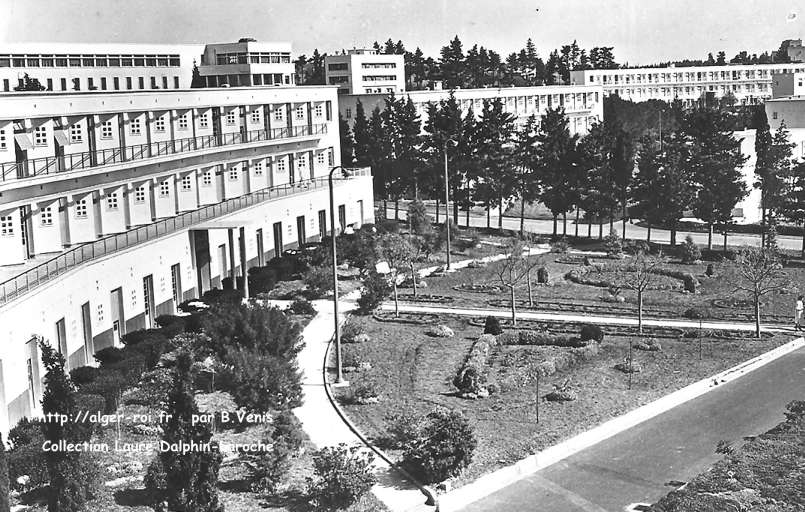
329;165;350;385
443;137;458;270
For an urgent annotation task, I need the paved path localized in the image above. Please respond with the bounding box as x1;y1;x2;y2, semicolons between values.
291;295;434;512
380;303;792;333
459;344;805;512
385;204;805;252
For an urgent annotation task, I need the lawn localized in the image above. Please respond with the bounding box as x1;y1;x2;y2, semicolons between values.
334;313;792;487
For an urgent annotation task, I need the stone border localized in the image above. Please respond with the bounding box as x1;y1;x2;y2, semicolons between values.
372;310;440;325
436;336;805;511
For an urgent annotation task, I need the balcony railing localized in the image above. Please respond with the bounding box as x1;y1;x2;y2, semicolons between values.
1;124;328;182
0;167;371;306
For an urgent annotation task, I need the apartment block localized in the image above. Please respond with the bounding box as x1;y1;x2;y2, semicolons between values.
198;40;295;87
324;49;405;95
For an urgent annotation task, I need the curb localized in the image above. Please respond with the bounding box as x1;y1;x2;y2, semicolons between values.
436;336;805;511
321;310;439;512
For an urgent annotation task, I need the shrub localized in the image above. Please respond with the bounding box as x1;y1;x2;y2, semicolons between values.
680;235;702;264
271;411;305;454
341;319;368;343
683;307;710;319
624;240;651;255
551;238;570;254
80;369;131;413
384;408;422;450
579;324;604;342
248;266;279;295
357;271;391;314
537;267;549;284
483;316;502;335
124;367;172;408
288;298;316;316
350;380;379;404
7;419;48;492
144;456;167;507
302;265;333;299
155;315;187;337
408;199;431;235
427;324;455;338
402;407;477;484
0;433;8;512
94;346;125;365
308;444;377;509
202;287;243;305
635;338;662;352
69;365;100;385
219;347;303;411
603;231;623;257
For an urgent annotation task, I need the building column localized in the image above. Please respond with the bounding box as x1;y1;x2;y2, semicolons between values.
227;228;237;289
239;226;249;299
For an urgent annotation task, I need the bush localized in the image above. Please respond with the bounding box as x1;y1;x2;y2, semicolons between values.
384;408;421;450
408;199;431;235
402;407;477;484
219;347;303;411
498;330;586;347
537;266;549;284
308;444;377;509
635;338;662;352
483;316;502;335
144;456;167;507
302;265;333;299
683;307;710;319
603;231;623;257
551;237;570;254
80;369;131;413
248;266;279;295
155;315;187;337
69;365;100;385
201;287;243;305
579;324;604;342
341;318;368;343
427;324;455;337
680;235;702;264
7;419;47;492
624;240;651;255
357;271;391;314
94;346;125;365
288;298;316;316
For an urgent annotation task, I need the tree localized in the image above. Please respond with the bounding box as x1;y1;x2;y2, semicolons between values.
734;246;789;338
158;350;223;512
39;338;98;512
13;73;46;92
511;115;541;234
617;251;664;333
376;233;416;316
401;407;477;484
440;36;465;88
537;107;582;237
754;111;794;247
782;160;805;256
0;432;10;512
685;108;748;250
190;61;204;88
352;100;372;167
495;238;540;326
339;114;355;166
631;136;664;241
476;98;516;229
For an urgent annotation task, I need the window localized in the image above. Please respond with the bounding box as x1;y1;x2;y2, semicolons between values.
277;158;286;173
101;120;114;139
178;114;188;130
251;111;261;124
297;153;307;170
345;108;352;119
154;116;166;132
0;129;6;150
41;207;53;226
273;108;284;122
134;186;146;203
199;113;209;129
88;77;94;90
138;77;144;89
159;181;170;197
314;105;323;118
113;77;119;90
773;112;778;120
150;77;157;89
100;77;107;90
174;76;180;89
226;111;236;126
34;126;47;146
181;175;192;191
75;199;88;219
97;304;104;323
162;76;168;89
328;148;334;166
60;78;66;91
107;193;119;210
228;167;239;181
253;161;263;176
0;216;13;236
130;118;141;135
317;152;326;165
295;105;305;120
70;123;82;143
328;63;348;71
202;170;212;186
126;77;132;90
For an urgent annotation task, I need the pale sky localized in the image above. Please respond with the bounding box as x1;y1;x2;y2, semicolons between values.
2;0;804;66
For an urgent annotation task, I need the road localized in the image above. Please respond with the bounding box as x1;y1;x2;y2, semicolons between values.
460;345;805;512
382;203;805;252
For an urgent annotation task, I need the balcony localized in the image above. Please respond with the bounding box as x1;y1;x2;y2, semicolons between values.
0;167;371;306
1;124;328;182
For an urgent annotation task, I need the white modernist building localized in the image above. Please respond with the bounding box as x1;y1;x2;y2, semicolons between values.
198;40;296;87
339;84;605;137
0;42;204;93
570;62;805;105
324;49;405;95
0;85;374;435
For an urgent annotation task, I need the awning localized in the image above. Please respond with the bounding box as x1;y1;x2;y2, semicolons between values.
14;132;33;150
54;129;69;146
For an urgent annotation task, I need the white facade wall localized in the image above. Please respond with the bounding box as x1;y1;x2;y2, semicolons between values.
324;51;405;95
571;62;805;105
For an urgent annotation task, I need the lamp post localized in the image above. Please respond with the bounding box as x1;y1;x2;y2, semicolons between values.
443;137;457;270
329;165;349;384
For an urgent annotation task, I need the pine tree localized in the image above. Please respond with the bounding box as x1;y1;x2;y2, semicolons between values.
352;100;371;166
537;107;582;237
339;114;355;166
39;339;97;512
439;36;465;88
512;115;542;234
475;98;516;229
160;350;223;512
631;136;665;242
190;61;204;88
579;122;619;239
783;160;805;255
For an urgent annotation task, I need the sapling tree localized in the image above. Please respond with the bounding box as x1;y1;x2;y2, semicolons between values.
376;233;416;316
734;246;789;338
617;251;665;334
495;238;541;326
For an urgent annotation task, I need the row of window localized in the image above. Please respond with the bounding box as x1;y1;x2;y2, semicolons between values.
212;52;292;65
1;75;181;92
0;54;182;68
362;75;397;82
590;66;805;85
361;63;397;69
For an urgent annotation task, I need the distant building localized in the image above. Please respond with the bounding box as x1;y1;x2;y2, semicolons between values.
771;70;805;98
339;84;604;137
0;42;203;92
570;62;805;105
198;39;296;87
324;49;405;95
784;39;805;63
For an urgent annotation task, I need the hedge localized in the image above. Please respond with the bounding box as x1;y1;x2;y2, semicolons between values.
453;334;497;396
498;330;588;348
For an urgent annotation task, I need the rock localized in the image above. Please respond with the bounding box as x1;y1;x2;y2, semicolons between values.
476;388;490;398
428;324;455;337
635;338;662;352
615;361;643;373
353;333;371;343
544;390;577;402
358;362;373;371
419;281;428;288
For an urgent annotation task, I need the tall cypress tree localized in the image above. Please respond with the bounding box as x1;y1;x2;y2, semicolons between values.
161;350;223;512
352;100;371;166
338;114;355;166
476;98;516;229
537;107;581;237
512;115;541;234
